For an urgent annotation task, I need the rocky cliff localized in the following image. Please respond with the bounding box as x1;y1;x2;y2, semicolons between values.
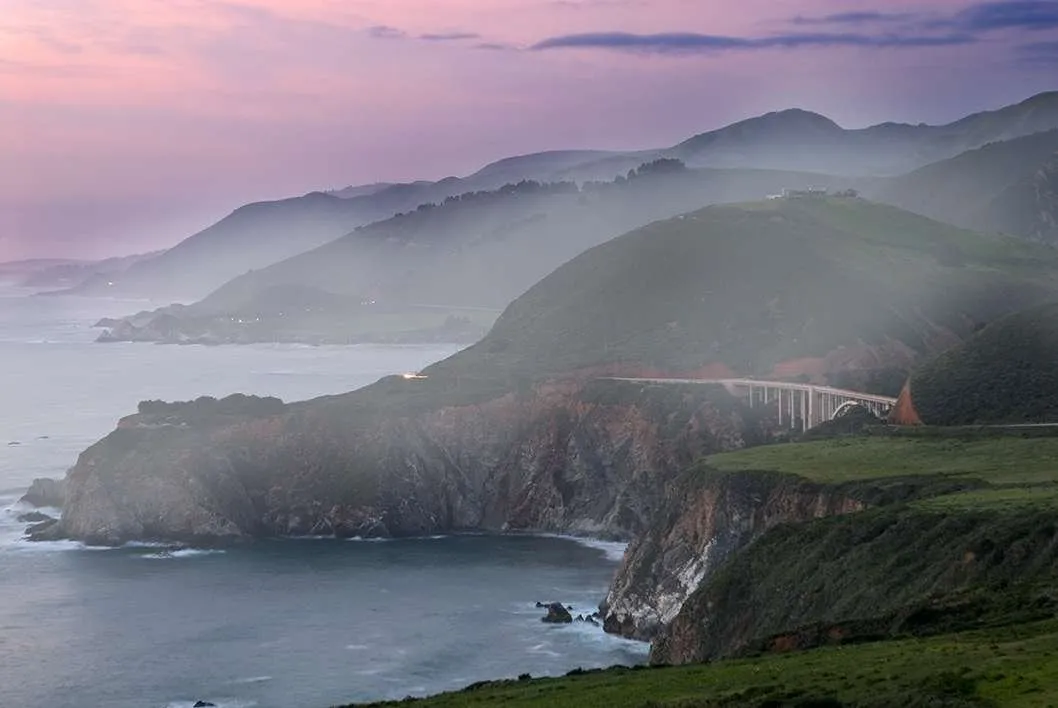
650;504;1058;665
600;469;863;640
42;381;767;546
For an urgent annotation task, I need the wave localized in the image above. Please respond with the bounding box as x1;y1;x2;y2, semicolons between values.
230;676;273;685
165;700;258;708
539;534;629;562
139;548;227;560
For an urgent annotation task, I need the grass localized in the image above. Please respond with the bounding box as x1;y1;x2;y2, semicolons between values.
346;618;1058;707
706;437;1058;487
909;303;1058;426
912;486;1058;512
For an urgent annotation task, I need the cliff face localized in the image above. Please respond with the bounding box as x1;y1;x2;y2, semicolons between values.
650;505;1058;665
48;382;762;546
601;470;862;640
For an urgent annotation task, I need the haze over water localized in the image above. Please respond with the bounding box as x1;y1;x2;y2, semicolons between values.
0;288;647;708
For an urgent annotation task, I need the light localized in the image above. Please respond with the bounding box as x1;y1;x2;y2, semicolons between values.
401;373;428;380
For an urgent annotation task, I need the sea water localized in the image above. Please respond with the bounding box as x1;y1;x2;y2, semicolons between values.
0;288;647;708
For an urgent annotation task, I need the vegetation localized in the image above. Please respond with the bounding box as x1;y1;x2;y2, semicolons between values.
706;436;1058;487
909;303;1058;425
431;198;1058;387
137;393;285;419
346;618;1058;707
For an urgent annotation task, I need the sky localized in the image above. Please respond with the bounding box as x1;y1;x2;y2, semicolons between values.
3;0;1058;260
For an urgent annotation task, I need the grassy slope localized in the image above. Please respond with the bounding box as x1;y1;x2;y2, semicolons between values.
707;437;1058;486
350;619;1058;707
909;303;1058;425
430;197;1058;385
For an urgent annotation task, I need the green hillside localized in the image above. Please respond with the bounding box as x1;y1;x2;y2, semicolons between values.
430;197;1058;389
907;302;1058;425
875;130;1058;243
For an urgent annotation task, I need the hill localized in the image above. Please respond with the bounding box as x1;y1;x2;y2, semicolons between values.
429;196;1058;391
898;302;1058;426
59;192;373;300
94;164;843;345
874;130;1058;243
23;251;162;291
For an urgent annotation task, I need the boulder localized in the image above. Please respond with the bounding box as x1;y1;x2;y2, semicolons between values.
17;511;53;524
26;518;59;536
20;477;66;508
541;602;573;624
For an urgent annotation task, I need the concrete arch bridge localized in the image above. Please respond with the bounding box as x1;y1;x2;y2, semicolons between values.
604;377;896;432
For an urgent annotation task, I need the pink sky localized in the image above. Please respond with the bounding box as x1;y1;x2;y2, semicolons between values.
3;0;1057;260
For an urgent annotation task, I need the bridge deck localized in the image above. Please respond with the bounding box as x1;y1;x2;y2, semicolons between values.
602;377;897;406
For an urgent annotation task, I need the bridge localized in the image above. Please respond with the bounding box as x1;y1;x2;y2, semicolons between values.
603;377;897;432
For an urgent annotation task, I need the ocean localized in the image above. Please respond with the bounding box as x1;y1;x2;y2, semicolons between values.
0;288;647;708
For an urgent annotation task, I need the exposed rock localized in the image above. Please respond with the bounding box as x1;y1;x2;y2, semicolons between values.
600;469;863;641
20;478;66;509
26;518;60;536
43;379;763;546
17;511;54;524
541;603;573;624
649;505;1058;665
193;701;217;708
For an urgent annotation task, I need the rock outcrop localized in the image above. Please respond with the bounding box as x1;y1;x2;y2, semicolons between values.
600;469;863;640
541;603;574;624
44;382;765;546
20;477;66;508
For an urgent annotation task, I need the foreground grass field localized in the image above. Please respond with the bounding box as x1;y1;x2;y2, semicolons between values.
707;436;1058;487
349;618;1058;707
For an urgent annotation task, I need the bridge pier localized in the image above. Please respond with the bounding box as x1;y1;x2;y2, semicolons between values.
627;377;895;432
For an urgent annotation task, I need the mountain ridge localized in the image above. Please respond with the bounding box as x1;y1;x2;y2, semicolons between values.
55;91;1058;302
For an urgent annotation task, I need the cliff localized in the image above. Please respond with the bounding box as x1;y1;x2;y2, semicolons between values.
43;382;766;546
651;504;1058;665
600;469;863;640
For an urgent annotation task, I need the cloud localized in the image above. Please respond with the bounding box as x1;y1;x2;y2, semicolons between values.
791;12;916;26
956;1;1058;31
531;30;975;54
419;32;480;41
474;42;515;51
367;25;406;40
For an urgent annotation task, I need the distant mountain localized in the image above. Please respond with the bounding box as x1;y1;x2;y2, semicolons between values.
95;163;846;345
669;92;1058;175
25;251;162;291
59;192;377;300
873;130;1058;243
0;258;84;286
67;91;1058;302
